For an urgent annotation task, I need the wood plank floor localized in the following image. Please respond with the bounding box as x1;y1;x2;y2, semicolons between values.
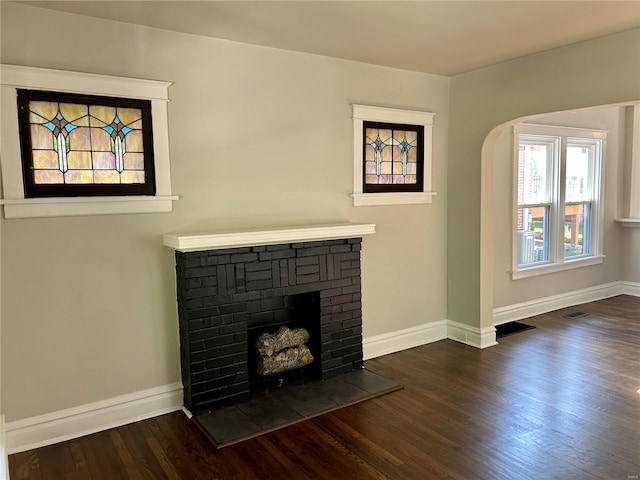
9;295;639;479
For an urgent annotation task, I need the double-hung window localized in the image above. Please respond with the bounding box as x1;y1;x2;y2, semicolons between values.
513;124;606;279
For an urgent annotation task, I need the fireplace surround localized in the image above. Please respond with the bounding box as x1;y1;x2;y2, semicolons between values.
164;224;376;415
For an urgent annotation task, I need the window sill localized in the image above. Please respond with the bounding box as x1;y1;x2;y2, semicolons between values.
352;192;437;207
512;255;605;280
1;195;179;219
614;218;640;227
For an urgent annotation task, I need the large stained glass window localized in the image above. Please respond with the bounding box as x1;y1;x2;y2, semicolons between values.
17;89;155;197
363;121;423;193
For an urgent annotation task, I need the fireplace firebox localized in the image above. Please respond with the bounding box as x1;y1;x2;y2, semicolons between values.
172;233;368;415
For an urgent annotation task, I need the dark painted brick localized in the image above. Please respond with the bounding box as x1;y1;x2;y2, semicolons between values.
319;255;328;281
261;297;284;310
217;265;227;293
187;298;203;309
189;340;205;352
343;352;364;364
329;244;351;254
341;268;361;278
220;323;246;335
302;241;326;248
296;256;319;266
266;244;290;251
219;302;246;315
186;287;213;300
271;249;296;260
186;278;203;289
297;264;319;275
320;294;353;306
320;287;342;298
287;259;296;285
190;327;223;341
226;264;236;290
246;279;273;290
272;261;281;288
321;358;343;369
185;266;218;278
203;276;217;287
297;273;320;284
246;269;272;282
343;318;362;329
342;252;361;261
205;352;246;370
231;253;258;263
342;284;361;294
297;246;331;257
259;252;273;261
204;333;237;348
201;297;221;308
245;262;271;272
261;287;281;299
341;301;362;312
343;335;363;346
250;311;275;325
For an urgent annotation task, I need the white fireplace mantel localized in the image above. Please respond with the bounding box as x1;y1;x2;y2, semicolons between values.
163;223;376;252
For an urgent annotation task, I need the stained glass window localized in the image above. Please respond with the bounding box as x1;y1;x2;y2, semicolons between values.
17;89;155;197
363;121;423;193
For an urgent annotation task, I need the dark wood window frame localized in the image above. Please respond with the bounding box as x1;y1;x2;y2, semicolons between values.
17;89;156;198
362;121;424;194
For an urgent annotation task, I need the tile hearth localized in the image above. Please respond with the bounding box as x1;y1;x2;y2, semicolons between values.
194;368;401;448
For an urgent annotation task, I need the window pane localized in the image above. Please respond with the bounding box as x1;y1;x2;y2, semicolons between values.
18;89;156;197
564;203;590;258
518;142;550;205
517;206;548;265
566;145;592;202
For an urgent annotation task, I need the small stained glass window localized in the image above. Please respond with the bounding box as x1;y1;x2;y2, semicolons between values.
17;89;156;197
363;121;424;193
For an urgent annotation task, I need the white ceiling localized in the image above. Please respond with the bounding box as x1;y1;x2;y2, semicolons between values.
18;1;640;76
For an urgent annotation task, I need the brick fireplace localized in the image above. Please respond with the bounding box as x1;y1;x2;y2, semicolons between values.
164;224;376;415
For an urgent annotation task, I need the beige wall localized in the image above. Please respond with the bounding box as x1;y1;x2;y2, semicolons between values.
448;28;640;328
622;229;640;282
492;107;627;308
0;3;449;421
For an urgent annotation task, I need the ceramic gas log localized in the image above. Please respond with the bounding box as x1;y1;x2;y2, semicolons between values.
255;326;313;376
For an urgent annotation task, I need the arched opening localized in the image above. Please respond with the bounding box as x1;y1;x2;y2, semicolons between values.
480;101;639;337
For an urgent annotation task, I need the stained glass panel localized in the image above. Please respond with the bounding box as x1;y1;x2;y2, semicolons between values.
362;121;423;193
17;89;155;197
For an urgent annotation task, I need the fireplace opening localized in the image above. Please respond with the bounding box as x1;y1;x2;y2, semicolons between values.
248;291;321;393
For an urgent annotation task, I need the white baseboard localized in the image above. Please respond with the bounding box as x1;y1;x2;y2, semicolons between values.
492;281;625;326
363;320;447;360
6;382;183;455
1;414;8;480
447;320;497;349
622;281;640;296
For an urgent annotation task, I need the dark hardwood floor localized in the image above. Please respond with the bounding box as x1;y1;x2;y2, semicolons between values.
9;295;639;479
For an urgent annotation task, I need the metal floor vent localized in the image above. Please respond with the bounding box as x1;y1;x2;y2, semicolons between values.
564;311;589;319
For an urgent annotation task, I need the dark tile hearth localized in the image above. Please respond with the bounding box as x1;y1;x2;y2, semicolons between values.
193;368;401;448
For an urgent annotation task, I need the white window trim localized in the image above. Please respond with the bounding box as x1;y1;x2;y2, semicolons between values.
616;104;640;227
0;64;178;218
351;104;436;206
512;123;607;280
